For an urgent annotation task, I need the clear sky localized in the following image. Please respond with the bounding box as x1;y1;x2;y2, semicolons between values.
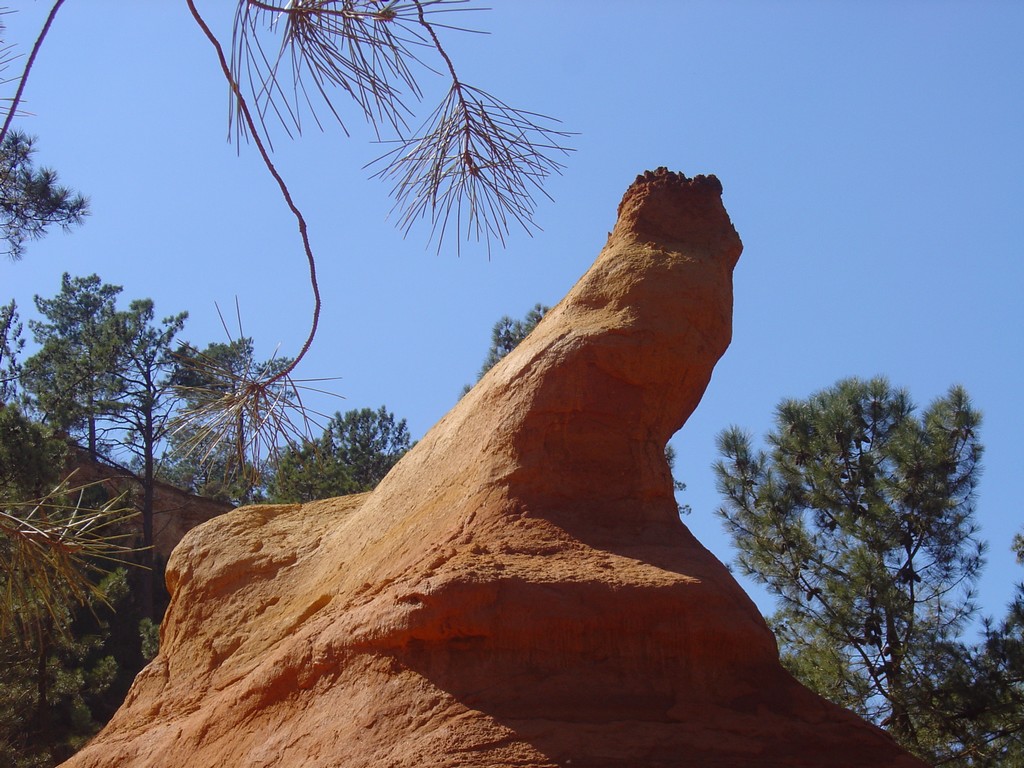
4;1;1022;625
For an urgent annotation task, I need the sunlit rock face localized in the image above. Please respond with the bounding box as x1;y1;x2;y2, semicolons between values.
63;169;926;768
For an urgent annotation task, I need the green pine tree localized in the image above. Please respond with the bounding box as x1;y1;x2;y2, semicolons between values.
269;406;411;503
476;303;550;382
104;299;187;618
714;376;987;763
0;131;88;262
0;409;142;768
0;299;24;404
929;532;1024;766
22;274;127;459
0;566;134;768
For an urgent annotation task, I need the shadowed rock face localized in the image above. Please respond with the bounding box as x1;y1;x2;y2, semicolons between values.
62;170;926;768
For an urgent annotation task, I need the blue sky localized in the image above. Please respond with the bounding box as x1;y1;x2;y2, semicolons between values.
4;1;1022;625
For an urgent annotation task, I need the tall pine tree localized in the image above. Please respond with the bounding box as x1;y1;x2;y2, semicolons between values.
22;274;126;459
104;299;186;618
714;376;986;763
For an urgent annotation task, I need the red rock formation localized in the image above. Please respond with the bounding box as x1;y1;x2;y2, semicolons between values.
62;170;927;767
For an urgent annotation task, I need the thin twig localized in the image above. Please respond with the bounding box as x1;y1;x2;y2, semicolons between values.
0;0;67;146
186;0;320;388
179;0;569;476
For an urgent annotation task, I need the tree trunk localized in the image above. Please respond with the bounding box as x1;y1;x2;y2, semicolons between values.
140;414;156;621
87;413;97;459
884;614;918;750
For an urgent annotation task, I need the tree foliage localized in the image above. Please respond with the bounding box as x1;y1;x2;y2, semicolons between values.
105;299;187;475
104;299;187;618
0;445;147;767
714;376;991;763
0;404;63;501
0;299;24;403
325;406;411;490
162;337;297;504
475;302;549;382
22;276;188;474
225;1;572;250
14;274;188;620
0;280;180;766
0;421;136;647
1;9;87;266
21;274;125;458
460;302;548;398
929;534;1024;766
270;405;411;503
983;550;1024;762
0;130;88;261
0;566;137;768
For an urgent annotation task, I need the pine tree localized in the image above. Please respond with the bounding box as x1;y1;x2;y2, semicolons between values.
269;406;411;503
0;408;140;768
22;274;127;459
0;567;133;768
104;299;187;618
476;303;550;381
0;299;24;404
327;406;411;492
714;376;986;762
0;131;88;261
932;532;1024;766
269;435;355;504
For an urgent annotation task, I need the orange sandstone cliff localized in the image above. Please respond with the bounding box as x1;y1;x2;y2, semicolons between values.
62;170;927;767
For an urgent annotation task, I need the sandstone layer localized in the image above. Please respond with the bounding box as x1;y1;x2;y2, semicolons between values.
63;170;926;767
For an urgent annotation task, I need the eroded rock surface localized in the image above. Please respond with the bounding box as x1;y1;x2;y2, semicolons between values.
63;170;926;767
